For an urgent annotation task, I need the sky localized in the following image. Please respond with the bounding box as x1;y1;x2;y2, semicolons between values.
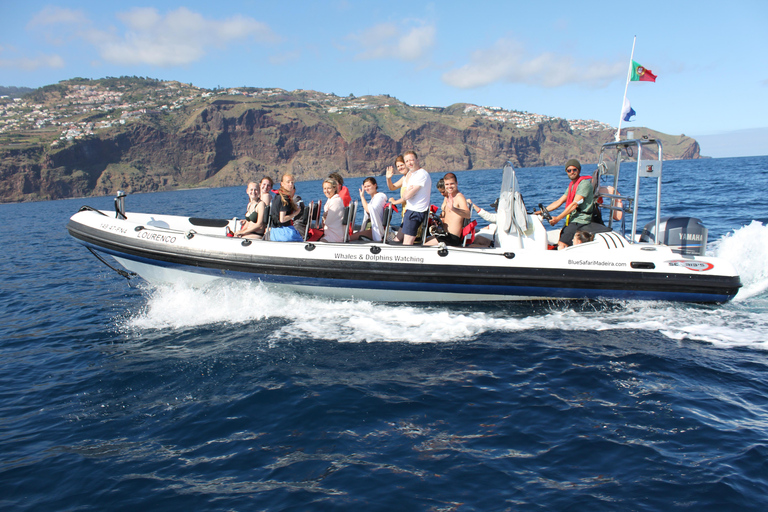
1;1;767;157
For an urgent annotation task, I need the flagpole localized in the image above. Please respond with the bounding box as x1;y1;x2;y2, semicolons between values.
616;36;637;141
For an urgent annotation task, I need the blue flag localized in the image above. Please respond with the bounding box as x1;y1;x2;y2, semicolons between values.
622;98;636;122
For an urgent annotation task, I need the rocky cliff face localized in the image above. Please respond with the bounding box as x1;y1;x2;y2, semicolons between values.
0;95;700;203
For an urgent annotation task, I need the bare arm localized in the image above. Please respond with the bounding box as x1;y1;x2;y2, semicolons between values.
253;202;268;231
546;193;567;213
235;202;264;236
535;193;567;217
359;187;370;214
446;193;471;219
279;202;300;223
552;194;584;225
385;166;404;191
400;184;422;201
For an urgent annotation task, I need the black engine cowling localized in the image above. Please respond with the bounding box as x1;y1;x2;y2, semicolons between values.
640;216;708;256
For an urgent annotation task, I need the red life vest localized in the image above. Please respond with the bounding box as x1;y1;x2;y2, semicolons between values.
566;176;592;206
339;186;352;207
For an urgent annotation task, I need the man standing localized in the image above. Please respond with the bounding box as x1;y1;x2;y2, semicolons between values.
388;150;432;245
536;158;595;250
425;173;470;246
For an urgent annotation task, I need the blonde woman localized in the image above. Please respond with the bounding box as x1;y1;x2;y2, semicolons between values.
320;178;345;243
235;176;273;239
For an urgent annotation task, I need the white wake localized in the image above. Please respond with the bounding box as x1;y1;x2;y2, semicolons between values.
122;222;768;349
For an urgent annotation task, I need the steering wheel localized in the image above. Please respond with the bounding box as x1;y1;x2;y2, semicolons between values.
538;203;552;221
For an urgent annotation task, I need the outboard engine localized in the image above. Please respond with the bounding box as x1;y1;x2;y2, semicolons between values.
640;216;708;256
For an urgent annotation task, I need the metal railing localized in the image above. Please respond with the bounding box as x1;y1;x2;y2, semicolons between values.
595;137;663;244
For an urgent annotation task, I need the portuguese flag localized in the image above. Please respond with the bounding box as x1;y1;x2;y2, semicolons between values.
631;60;657;82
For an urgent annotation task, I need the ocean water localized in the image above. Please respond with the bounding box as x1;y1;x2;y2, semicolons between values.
1;156;768;511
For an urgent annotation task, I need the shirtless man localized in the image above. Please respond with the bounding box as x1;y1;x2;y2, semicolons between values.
388;151;432;245
425;173;470;246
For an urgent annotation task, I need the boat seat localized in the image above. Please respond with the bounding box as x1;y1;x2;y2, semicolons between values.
382;203;397;242
461;220;478;247
263;205;271;226
302;200;325;242
303;201;316;240
419;204;439;244
297;201;310;222
313;200;323;229
261;205;272;240
342;201;358;242
190;217;229;228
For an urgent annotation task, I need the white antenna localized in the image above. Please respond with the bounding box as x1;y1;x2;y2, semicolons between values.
616;36;637;141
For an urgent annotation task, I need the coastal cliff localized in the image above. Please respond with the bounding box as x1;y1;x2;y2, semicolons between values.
0;78;701;203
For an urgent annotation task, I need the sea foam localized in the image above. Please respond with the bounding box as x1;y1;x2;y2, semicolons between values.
121;221;768;349
123;281;768;351
711;220;768;300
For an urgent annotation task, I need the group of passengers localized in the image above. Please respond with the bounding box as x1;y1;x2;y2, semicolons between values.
234;150;443;246
234;152;604;249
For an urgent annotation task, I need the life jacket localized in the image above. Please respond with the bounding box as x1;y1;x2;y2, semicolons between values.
339;186;352;207
566;176;592;206
565;175;593;226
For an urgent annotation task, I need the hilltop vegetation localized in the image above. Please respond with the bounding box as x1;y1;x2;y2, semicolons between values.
0;76;701;203
0;86;34;98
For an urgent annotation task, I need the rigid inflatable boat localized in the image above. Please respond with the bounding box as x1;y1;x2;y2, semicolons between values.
67;138;741;303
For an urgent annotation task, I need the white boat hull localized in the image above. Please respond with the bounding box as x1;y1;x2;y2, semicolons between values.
68;208;741;303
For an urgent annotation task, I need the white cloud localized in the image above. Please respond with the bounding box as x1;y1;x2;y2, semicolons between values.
25;6;279;68
92;7;279;66
0;53;65;70
27;6;89;28
442;38;625;89
349;21;435;61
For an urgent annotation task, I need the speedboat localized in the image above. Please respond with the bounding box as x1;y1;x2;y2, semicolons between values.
66;138;741;303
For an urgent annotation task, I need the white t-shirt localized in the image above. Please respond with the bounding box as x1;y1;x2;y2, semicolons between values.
322;194;345;242
366;191;387;242
405;168;432;212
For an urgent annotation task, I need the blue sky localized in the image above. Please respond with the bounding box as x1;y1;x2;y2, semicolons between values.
1;1;766;156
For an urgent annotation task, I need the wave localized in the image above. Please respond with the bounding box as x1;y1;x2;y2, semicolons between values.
710;220;768;301
120;221;768;349
122;283;768;352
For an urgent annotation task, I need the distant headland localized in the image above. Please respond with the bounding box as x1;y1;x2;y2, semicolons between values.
0;76;700;203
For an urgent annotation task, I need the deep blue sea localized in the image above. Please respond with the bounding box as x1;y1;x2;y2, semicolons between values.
2;156;768;511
